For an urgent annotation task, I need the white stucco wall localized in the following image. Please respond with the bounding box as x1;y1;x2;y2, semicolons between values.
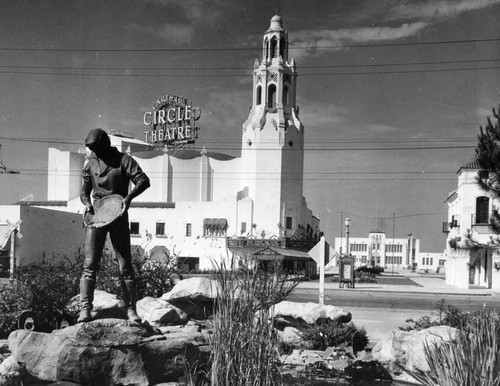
0;205;84;269
47;148;84;201
445;249;470;289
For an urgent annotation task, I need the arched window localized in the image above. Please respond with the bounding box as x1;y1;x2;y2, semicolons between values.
256;85;262;105
283;85;289;105
476;196;490;224
280;37;286;58
270;37;278;58
264;38;269;60
267;84;276;109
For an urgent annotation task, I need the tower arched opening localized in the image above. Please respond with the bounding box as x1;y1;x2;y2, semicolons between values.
267;84;276;109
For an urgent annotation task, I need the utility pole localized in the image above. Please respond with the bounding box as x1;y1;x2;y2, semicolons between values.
392;212;395;276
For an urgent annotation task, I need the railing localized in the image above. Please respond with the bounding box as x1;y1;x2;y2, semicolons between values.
471;213;489;226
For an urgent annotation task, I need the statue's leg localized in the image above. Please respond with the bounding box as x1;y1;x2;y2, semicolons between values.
77;226;106;323
109;215;141;324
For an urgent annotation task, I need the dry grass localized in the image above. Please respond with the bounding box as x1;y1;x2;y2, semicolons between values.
209;258;298;386
402;311;500;386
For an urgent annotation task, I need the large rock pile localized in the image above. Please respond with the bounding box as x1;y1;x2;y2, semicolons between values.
1;277;216;385
5;318;210;385
0;276;454;385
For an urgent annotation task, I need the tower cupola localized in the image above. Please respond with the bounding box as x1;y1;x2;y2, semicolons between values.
263;15;288;63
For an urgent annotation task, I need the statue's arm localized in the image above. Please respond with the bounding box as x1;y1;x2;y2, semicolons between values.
80;164;94;214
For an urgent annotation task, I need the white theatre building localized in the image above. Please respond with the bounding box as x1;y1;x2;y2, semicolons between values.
1;15;322;275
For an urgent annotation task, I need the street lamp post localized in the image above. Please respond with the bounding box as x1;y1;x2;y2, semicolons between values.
345;217;351;255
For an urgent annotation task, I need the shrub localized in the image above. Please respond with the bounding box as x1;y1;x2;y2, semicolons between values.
0;248;180;337
298;320;369;351
95;249;180;299
402;310;500;386
331;270;376;283
0;251;83;336
400;300;469;332
355;271;377;283
355;265;384;275
210;257;299;386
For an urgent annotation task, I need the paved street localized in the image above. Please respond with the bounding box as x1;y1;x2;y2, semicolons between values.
288;271;500;345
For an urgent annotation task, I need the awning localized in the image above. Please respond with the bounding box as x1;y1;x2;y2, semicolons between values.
0;221;21;250
228;246;312;261
268;247;311;259
204;218;227;230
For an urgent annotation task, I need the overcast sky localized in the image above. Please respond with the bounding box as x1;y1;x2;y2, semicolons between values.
1;0;500;252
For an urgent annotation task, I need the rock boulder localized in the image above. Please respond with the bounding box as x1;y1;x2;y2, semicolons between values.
372;325;457;383
271;301;352;327
136;297;188;326
162;277;218;303
8;318;210;385
67;290;126;320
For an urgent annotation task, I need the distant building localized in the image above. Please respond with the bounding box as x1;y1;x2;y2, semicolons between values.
417;252;446;273
444;160;500;292
334;229;420;270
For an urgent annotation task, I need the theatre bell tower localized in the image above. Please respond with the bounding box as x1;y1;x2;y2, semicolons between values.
241;15;306;238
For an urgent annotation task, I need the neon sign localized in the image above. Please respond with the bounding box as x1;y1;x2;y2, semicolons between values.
143;94;201;149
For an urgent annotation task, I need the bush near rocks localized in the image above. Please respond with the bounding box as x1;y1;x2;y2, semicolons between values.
298;320;369;352
0;249;182;338
0;252;82;336
400;299;492;332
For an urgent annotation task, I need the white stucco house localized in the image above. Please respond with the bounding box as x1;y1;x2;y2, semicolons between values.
444;160;500;292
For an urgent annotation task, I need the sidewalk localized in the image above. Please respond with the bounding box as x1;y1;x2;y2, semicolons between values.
297;270;495;296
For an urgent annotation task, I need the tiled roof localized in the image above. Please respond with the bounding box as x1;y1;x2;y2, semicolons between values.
369;228;385;234
457;160;481;173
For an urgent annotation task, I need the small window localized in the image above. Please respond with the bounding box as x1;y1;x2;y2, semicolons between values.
286;216;292;229
476;196;489;224
267;84;276;109
156;222;165;236
186;223;192;237
130;222;140;235
256;85;262;105
270;37;278;58
283;85;289;105
279;37;286;58
241;222;247;234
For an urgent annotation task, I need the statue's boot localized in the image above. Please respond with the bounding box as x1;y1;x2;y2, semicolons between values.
122;279;142;324
77;278;95;323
